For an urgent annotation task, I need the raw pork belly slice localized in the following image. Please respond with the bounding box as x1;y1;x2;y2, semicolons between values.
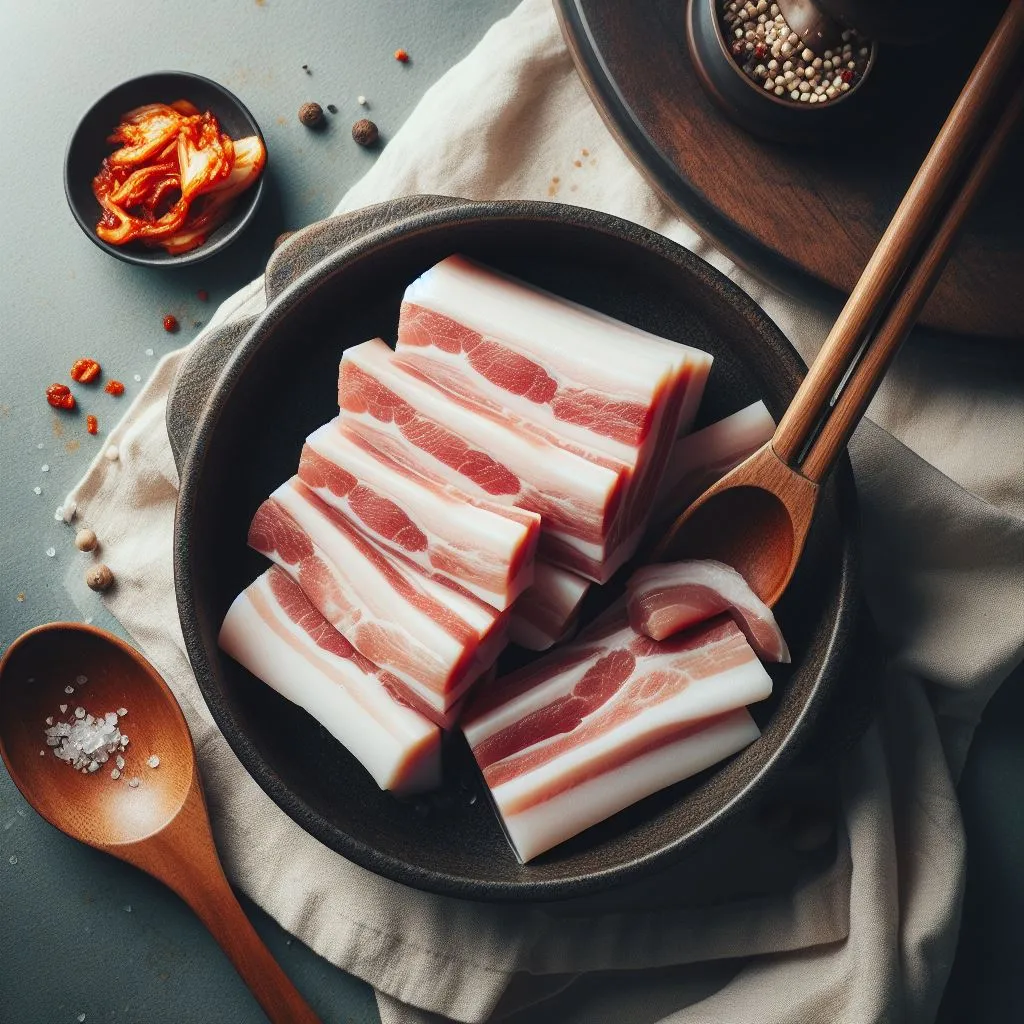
462;614;771;862
248;477;504;726
300;420;540;610
398;256;713;578
508;560;591;651
219;568;440;794
627;560;790;663
338;339;625;574
655;401;776;522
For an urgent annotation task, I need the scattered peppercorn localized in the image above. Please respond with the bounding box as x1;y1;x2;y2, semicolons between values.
86;414;99;435
302;64;311;74
85;563;115;592
163;314;179;333
298;102;325;128
70;358;102;384
105;379;125;396
197;289;209;301
351;118;379;147
46;383;76;411
394;49;410;63
326;103;338;114
274;231;296;250
75;528;98;552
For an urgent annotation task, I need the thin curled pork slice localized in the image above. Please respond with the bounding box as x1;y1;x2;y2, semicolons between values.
462;612;770;862
338;339;626;579
219;568;441;793
626;560;790;663
300;420;540;610
397;256;713;578
508;559;591;651
248;477;506;725
655;401;776;523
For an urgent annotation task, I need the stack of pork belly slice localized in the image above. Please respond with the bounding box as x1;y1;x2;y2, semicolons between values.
218;253;721;798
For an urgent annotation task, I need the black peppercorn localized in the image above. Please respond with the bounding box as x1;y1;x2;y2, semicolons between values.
298;102;324;128
351;118;379;147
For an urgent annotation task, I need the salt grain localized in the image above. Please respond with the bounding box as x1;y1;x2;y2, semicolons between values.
64;686;75;695
147;755;160;768
115;755;125;770
111;769;121;780
46;547;56;558
74;707;85;719
357;94;367;105
8;856;17;865
59;703;68;713
133;374;141;382
128;777;140;789
117;707;127;717
40;750;46;756
78;1015;86;1023
33;486;41;495
41;464;49;473
145;348;154;356
37;442;45;449
45;716;53;725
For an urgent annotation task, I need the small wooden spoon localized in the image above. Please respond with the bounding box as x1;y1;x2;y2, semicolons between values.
0;623;321;1024
657;3;1024;605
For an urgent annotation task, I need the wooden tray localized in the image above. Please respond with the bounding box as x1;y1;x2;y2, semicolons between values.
555;0;1024;339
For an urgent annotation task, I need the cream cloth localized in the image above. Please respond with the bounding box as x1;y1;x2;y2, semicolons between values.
64;2;1024;1021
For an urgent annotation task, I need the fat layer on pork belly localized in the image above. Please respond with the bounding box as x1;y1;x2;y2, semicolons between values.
219;567;441;794
463;613;771;862
301;419;540;611
508;559;591;651
248;476;503;723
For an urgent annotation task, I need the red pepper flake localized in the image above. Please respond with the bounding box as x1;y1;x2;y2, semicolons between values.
70;358;102;384
754;43;768;59
163;314;179;333
840;69;854;83
105;379;125;396
394;48;410;63
46;383;76;411
86;415;99;435
197;289;209;301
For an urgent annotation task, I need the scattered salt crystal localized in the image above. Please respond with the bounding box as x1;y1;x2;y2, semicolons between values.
358;94;367;105
64;686;74;695
128;777;140;789
78;1015;86;1023
111;769;121;780
59;703;68;713
115;754;125;770
88;761;99;772
76;675;88;687
145;348;154;356
74;707;85;719
117;707;127;717
33;486;41;495
147;755;160;768
133;374;141;382
46;547;56;558
40;750;46;756
45;716;53;725
41;464;49;473
8;856;16;865
104;445;119;461
104;712;117;726
37;442;45;449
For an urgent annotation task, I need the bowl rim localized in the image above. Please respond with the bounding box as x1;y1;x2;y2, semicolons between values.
63;69;266;267
689;0;876;113
173;197;861;900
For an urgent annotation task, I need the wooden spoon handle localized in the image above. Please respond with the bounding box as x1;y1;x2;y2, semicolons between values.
771;0;1024;472
799;80;1024;481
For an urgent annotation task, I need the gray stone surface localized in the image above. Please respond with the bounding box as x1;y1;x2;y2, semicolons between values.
0;2;515;1020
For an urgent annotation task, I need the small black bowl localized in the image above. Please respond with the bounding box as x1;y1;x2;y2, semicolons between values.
686;0;877;143
64;71;266;267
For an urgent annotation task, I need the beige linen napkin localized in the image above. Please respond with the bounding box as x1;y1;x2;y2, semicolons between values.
64;2;1024;1021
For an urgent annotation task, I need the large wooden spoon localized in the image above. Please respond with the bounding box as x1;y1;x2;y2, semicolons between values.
658;2;1024;605
0;622;321;1024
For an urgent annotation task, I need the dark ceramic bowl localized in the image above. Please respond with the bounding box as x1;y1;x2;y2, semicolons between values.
170;196;862;901
64;71;266;267
686;0;877;142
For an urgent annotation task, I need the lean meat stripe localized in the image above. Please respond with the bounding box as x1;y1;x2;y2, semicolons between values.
338;339;626;575
300;420;540;610
397;256;713;579
627;560;790;663
508;560;591;651
248;477;504;725
219;568;441;794
462;613;771;862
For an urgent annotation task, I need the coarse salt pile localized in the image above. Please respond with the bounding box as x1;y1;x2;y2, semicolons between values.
44;708;129;773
